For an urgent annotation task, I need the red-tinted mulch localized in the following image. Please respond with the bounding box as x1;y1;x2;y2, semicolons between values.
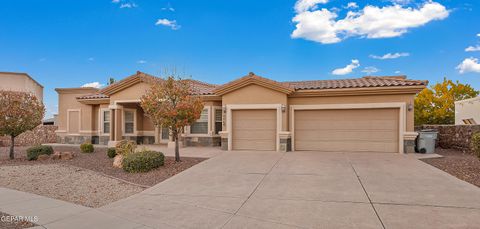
421;148;480;187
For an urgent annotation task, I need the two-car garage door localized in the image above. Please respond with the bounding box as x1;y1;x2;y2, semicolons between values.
294;108;399;153
229;107;400;153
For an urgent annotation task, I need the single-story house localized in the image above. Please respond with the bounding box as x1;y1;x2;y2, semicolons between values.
55;71;427;153
455;96;479;125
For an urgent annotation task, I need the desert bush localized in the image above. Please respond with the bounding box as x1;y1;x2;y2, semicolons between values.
80;142;94;153
26;145;53;160
122;150;165;173
115;140;136;155
107;148;117;158
472;132;480;159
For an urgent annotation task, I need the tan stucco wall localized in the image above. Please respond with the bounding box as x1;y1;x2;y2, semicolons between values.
0;73;43;101
222;84;288;131
288;94;416;131
455;97;480;125
109;82;151;103
57;89;98;134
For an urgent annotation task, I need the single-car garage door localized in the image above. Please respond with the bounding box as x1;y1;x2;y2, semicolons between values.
294;108;399;153
232;109;276;151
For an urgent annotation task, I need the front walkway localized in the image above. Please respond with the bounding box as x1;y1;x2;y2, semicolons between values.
1;151;480;228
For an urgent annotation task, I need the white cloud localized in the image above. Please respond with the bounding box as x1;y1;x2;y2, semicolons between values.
82;82;104;88
395;70;402;74
370;52;410;60
362;66;379;75
346;2;358;9
332;59;360;75
465;45;480;52
291;1;449;44
457;57;480;74
155;19;180;30
294;0;329;13
137;60;147;64
120;3;137;8
477;33;480;37
112;0;120;3
162;7;175;11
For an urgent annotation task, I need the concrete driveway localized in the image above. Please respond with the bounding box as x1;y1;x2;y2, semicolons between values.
101;151;480;229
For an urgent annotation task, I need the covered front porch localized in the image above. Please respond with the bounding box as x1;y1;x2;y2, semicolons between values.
106;100;171;147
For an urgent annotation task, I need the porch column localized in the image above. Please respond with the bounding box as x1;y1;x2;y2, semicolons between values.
107;104;123;147
114;106;123;142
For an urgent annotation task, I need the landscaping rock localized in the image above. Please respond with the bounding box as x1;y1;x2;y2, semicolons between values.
113;154;124;168
61;152;75;160
52;152;61;160
37;154;50;161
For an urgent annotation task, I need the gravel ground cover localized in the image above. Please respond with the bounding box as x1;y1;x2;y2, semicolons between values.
0;212;37;229
0;146;206;187
421;148;480;187
0;164;145;207
0;146;206;207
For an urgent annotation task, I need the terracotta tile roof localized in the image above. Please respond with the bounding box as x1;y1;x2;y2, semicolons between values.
75;73;426;100
183;79;217;95
282;76;427;90
77;93;109;100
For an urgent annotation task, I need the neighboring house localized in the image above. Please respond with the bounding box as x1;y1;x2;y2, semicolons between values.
55;71;427;154
0;71;44;101
455;97;480;125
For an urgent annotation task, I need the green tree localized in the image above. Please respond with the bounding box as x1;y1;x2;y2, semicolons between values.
0;91;45;159
415;78;478;125
140;76;204;162
108;77;116;85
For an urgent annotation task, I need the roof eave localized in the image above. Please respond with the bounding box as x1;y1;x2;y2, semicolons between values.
290;85;427;97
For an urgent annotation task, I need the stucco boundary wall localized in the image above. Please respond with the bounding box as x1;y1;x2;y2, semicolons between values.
0;125;58;147
417;125;480;153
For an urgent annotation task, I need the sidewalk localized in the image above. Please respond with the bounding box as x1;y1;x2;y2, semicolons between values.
0;188;146;229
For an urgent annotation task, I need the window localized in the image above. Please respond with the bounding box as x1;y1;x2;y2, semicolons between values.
124;110;135;134
214;108;222;134
463;118;477;125
103;110;110;134
161;127;169;140
190;109;208;134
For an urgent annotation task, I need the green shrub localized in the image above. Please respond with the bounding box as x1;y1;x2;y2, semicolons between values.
26;145;54;161
122;150;165;173
107;148;117;158
80;142;94;153
115;140;136;155
472;132;480;159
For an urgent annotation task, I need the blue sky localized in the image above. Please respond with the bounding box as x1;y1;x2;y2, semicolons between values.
0;0;479;118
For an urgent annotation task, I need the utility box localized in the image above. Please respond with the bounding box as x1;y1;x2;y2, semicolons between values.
417;130;438;154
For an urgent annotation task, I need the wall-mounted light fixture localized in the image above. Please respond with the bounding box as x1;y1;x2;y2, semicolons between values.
222;105;227;113
407;103;413;112
281;105;286;112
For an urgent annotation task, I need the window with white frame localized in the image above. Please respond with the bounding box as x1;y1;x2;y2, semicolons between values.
214;108;222;134
190;108;208;134
124;110;135;134
102;110;110;134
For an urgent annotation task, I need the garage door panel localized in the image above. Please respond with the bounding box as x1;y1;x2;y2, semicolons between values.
295;130;397;142
295;108;399;153
233;130;276;140
232;110;276;151
296;120;398;131
296;141;398;152
233;121;276;129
